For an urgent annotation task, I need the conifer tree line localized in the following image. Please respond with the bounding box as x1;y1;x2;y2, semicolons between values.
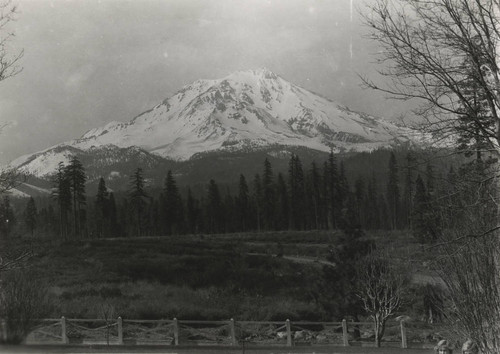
2;150;459;241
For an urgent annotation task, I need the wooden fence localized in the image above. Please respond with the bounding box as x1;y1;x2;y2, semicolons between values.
2;317;419;348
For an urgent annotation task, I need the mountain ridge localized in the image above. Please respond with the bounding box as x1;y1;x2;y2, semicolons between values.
7;68;423;179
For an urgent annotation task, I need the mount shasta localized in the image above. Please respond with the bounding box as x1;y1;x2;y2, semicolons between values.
8;68;422;184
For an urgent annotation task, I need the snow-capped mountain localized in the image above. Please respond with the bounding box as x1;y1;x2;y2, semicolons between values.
9;68;421;178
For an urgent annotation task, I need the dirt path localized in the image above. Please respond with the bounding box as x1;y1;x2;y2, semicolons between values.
247;253;336;267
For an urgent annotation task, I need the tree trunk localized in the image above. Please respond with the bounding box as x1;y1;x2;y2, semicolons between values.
374;316;381;348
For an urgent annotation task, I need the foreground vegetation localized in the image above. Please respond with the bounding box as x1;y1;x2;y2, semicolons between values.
1;230;439;324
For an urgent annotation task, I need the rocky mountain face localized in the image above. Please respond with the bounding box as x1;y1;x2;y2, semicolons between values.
7;68;422;189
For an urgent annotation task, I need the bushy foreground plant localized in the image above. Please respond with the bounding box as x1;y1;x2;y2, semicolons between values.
0;269;52;344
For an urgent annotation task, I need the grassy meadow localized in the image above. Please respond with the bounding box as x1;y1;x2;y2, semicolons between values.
12;230;438;322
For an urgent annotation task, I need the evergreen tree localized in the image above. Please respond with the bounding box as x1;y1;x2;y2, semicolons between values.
119;198;130;237
412;175;437;243
186;188;199;234
403;152;416;229
65;156;87;238
386;152;400;230
206;179;223;233
309;161;322;229
163;170;184;235
94;177;109;238
288;154;306;230
108;192;119;236
354;176;366;228
24;196;37;238
45;204;57;235
0;196;15;237
379;193;390;230
148;198;160;236
366;174;380;229
252;174;263;232
236;174;250;231
276;173;289;230
325;151;339;229
128;168;148;237
52;162;71;240
262;158;275;231
425;163;435;198
223;191;237;233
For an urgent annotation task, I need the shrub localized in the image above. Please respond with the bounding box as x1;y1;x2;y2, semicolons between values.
0;269;53;344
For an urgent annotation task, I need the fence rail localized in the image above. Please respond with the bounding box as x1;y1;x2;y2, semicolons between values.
13;317;420;348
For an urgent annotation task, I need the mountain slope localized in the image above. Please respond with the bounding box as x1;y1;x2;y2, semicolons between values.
8;68;422;180
64;68;420;159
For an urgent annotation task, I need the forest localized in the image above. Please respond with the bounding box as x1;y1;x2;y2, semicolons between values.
0;147;476;245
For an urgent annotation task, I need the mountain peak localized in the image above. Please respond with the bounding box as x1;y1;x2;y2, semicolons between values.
250;67;279;78
222;68;280;83
11;69;422;176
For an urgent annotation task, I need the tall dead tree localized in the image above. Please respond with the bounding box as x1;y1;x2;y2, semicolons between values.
362;0;500;352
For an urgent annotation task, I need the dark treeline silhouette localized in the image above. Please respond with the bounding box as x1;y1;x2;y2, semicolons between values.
2;148;462;241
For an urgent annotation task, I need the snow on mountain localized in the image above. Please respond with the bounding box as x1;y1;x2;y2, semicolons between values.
71;68;419;158
9;68;422;178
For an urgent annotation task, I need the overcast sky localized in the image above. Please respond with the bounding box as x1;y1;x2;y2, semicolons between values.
0;0;410;165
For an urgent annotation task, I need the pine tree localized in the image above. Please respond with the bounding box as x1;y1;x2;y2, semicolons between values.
262;158;275;231
46;204;57;235
403;152;416;229
0;196;15;237
65;156;87;237
236;174;250;231
425;163;435;198
24;196;37;238
253;174;263;232
129;168;148;237
378;193;390;230
52;162;72;240
354;176;366;228
108;192;119;236
94;177;109;238
386;152;400;230
412;175;437;243
309;161;322;229
276;173;289;231
288;154;306;230
224;191;236;233
366;174;380;229
325;151;339;229
163;170;184;235
206;179;223;234
186;188;199;234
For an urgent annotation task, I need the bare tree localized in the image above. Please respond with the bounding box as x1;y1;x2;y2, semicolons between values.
362;0;500;148
0;0;23;195
0;0;22;82
99;302;116;345
0;269;51;344
362;1;500;352
355;251;409;347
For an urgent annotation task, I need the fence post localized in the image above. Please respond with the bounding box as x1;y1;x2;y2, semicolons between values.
117;317;123;345
173;318;179;346
342;319;349;347
1;319;7;342
229;318;237;346
286;319;292;347
400;320;408;349
61;316;68;344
